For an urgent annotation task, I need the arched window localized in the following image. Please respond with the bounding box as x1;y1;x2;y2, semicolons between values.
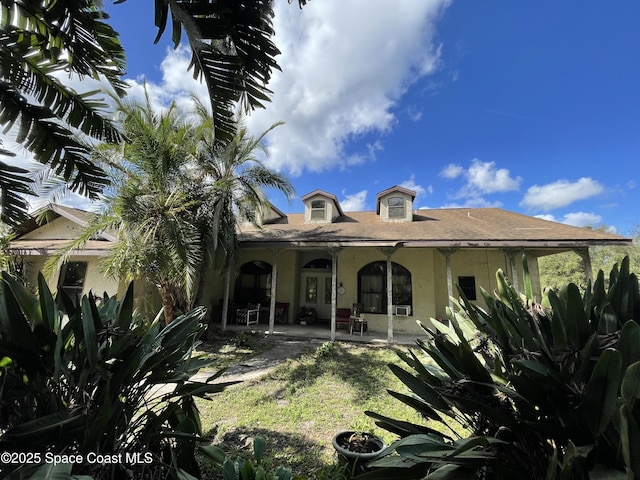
234;261;272;304
358;261;412;314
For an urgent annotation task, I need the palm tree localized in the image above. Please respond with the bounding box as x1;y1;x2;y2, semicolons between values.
0;0;126;224
0;0;307;225
47;91;293;326
46;90;202;324
190;97;295;328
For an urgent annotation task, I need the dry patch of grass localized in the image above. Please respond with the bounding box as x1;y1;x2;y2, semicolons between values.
193;329;271;370
196;340;427;477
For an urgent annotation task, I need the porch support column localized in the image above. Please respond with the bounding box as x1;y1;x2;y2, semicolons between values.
438;248;458;314
576;247;593;285
504;249;521;292
268;249;280;335
381;247;398;344
329;247;341;342
221;255;234;332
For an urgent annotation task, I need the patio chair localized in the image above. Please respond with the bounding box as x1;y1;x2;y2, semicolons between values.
350;303;367;336
236;303;260;326
275;302;289;324
336;308;351;330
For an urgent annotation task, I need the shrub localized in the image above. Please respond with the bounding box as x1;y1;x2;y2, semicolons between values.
365;256;640;479
200;435;302;479
0;272;235;479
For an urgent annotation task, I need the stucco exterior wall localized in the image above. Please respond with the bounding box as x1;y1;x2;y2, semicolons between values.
204;245;543;336
20;255;121;298
21;216;85;240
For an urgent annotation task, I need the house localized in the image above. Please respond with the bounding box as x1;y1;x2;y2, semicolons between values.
204;186;631;342
7;204;138;308
9;189;632;342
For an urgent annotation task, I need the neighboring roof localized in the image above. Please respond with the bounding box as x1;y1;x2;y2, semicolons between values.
300;189;345;217
238;208;632;249
375;185;417;214
11;204;116;255
10;239;113;256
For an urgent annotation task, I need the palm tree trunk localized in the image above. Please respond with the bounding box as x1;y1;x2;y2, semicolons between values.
221;260;232;331
160;282;176;325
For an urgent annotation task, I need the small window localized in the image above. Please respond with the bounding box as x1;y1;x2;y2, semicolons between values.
458;276;477;300
310;200;326;219
58;261;88;307
388;196;405;218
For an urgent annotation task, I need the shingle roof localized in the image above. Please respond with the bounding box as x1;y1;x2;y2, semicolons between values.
238;208;631;248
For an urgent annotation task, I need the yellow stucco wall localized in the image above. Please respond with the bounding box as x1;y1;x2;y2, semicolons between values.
21;216;86;240
22;256;121;298
209;246;543;336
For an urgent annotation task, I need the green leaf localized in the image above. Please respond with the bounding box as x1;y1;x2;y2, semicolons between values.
621;361;640;409
254;435;266;464
81;296;98;370
618;321;640;371
198;445;227;464
388;364;450;411
3;271;42;328
23;462;73;480
547;289;567;347
222;458;238;480
387;390;444;423
115;281;134;332
583;349;622;437
177;469;200;480
37;272;59;333
564;283;589;346
1;410;83;441
619;404;640;478
242;459;256;480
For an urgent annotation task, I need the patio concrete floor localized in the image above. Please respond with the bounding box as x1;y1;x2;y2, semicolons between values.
212;321;427;346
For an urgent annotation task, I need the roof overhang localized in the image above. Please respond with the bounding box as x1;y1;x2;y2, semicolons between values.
239;238;633;249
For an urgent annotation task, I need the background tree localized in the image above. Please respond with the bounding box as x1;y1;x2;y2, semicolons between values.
538;224;640;292
0;0;307;225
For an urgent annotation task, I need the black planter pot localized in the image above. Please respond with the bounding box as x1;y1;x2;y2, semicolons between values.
332;431;385;473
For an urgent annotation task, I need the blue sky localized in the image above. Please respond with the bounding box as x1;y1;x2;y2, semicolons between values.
10;1;640;235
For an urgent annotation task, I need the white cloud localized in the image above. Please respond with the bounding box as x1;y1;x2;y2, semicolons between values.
463;159;521;195
118;2;451;176
440;163;464;179
520;177;604;211
440;159;520;205
245;0;451;175
400;174;432;199
341;190;368;212
562;212;602;227
535;212;603;228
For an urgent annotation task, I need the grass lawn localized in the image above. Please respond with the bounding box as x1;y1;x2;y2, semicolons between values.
195;337;429;478
193;329;271;370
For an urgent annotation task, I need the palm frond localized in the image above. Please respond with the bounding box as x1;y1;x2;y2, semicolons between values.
0;161;33;225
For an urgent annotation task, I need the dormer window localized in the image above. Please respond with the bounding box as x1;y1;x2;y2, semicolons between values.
310;200;326;220
376;186;416;222
388;196;405;218
301;190;344;224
